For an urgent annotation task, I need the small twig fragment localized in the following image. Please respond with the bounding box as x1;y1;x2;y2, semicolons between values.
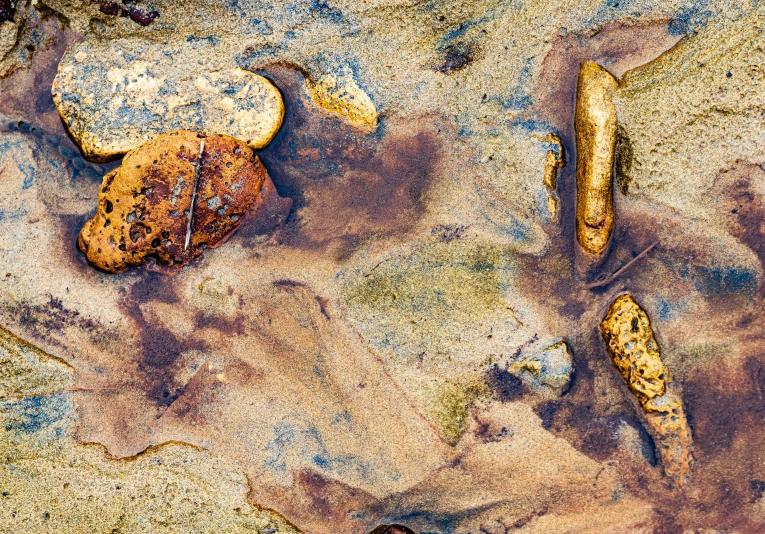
185;140;205;251
364;257;391;277
585;241;659;289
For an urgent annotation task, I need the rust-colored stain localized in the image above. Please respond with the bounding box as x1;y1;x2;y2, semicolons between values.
78;130;273;272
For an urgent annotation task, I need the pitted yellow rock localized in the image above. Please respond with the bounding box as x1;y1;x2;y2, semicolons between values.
601;294;693;485
600;294;668;408
643;388;694;485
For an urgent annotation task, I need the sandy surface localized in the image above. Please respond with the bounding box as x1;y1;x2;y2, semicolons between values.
1;1;765;532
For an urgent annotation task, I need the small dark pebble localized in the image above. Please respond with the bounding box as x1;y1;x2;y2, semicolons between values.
96;0;158;26
98;1;120;16
71;157;87;171
128;9;159;26
0;0;15;23
368;525;417;534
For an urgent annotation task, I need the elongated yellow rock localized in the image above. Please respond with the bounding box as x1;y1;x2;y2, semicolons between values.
600;294;693;486
575;61;618;257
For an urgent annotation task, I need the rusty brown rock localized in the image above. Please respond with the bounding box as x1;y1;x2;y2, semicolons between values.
78;130;271;272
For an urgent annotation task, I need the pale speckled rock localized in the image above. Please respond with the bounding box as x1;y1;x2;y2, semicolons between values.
507;340;574;397
306;65;378;130
0;21;17;63
52;38;284;161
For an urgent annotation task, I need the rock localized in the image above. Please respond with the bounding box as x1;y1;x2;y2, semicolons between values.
3;0;763;531
575;61;618;262
508;341;574;397
542;133;565;223
600;294;669;407
601;294;694;486
78;130;273;272
306;65;378;130
52;38;284;161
